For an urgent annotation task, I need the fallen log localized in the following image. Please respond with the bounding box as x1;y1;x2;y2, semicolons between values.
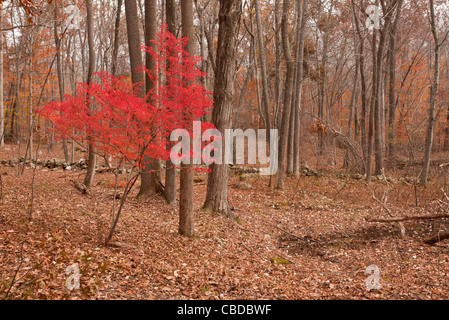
424;232;449;245
366;213;449;223
70;180;88;194
96;167;116;174
396;158;445;168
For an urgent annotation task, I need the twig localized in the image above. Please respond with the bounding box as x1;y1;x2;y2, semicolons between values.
2;241;24;300
240;242;252;253
10;270;45;295
273;224;302;240
366;213;449;223
0;172;3;204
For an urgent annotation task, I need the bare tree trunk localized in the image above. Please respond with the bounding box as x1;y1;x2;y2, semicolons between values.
351;0;368;172
386;0;403;169
125;0;144;93
179;0;196;236
138;0;163;198
164;0;177;205
366;27;377;183
373;0;396;176
111;0;123;77
124;0;158;198
275;0;295;189
234;38;253;129
274;0;282;130
345;53;359;168
28;37;33;160
83;0;97;188
203;0;242;215
422;0;443;185
444;101;449;150
54;1;70;164
70;36;76;164
287;2;301;175
0;8;4;148
293;0;307;175
254;0;271;139
317;6;331;157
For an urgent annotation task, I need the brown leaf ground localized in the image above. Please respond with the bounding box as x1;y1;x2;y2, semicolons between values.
1;145;449;300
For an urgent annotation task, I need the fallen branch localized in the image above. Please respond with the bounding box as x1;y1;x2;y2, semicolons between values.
424;232;449;245
2;242;24;300
366;178;406;238
96;167;117;174
240;242;252;253
366;213;449;223
70;180;88;194
273;224;303;240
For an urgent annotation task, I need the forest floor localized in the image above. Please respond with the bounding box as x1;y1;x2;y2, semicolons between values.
1;143;449;300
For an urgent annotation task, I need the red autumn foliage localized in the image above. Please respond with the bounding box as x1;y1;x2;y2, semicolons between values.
37;24;214;168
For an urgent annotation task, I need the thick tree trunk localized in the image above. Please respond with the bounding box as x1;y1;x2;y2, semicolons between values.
203;0;242;215
138;0;163;199
111;0;123;77
254;0;271;141
292;0;307;176
164;0;178;205
373;0;396;176
83;0;97;188
275;0;295;189
124;0;159;198
351;0;368;172
387;0;403;169
125;0;144;93
179;0;196;236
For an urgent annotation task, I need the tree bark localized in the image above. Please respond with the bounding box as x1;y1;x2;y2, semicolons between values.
351;0;368;173
274;0;281;130
83;0;97;188
203;0;242;215
164;0;178;205
292;0;307;175
124;0;158;198
254;0;271;141
275;0;295;189
317;1;333;157
111;0;123;77
179;0;196;236
372;0;397;177
124;0;144;94
53;1;70;164
138;0;163;198
421;0;443;185
0;8;4;148
386;0;403;169
28;36;33;160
